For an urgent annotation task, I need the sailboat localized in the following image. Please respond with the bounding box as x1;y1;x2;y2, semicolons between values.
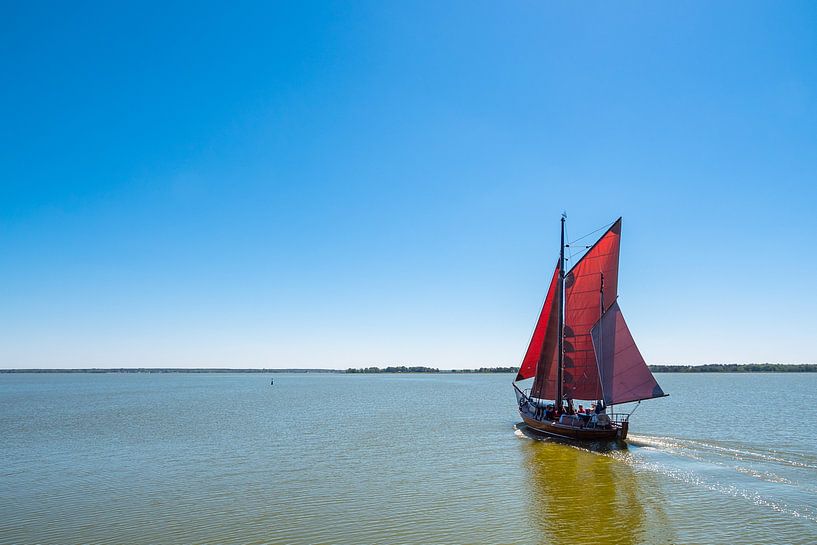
513;215;667;441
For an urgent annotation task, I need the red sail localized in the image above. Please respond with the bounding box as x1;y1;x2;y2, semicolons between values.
590;300;665;405
562;218;621;400
515;262;560;391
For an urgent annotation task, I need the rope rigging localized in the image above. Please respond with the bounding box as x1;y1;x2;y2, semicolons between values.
563;219;617;262
567;220;616;245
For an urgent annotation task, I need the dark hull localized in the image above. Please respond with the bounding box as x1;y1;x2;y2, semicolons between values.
520;412;627;441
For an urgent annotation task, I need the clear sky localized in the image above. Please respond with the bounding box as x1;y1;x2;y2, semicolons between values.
2;1;816;368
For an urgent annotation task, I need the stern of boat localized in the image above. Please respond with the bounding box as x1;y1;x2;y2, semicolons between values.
618;420;629;441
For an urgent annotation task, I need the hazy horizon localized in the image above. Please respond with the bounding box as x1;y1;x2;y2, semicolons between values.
2;362;815;371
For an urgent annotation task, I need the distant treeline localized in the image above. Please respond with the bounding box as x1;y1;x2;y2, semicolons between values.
345;366;518;374
346;366;440;373
451;367;519;374
7;364;814;374
649;364;817;373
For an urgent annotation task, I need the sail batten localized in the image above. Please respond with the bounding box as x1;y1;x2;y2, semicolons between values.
590;300;665;405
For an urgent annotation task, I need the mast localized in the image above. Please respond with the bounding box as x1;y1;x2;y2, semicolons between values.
599;272;604;407
556;213;566;412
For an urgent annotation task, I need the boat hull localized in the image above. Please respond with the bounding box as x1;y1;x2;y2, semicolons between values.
520;413;627;441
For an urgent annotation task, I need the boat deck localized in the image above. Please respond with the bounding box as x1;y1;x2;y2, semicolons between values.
519;404;627;441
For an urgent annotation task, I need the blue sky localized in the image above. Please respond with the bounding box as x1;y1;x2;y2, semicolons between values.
2;1;816;368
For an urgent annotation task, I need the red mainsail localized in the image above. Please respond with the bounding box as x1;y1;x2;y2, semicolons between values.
590;300;665;405
516;262;560;393
562;218;621;401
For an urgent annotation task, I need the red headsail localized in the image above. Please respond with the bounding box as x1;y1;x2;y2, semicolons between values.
591;300;665;405
516;262;560;392
562;218;621;400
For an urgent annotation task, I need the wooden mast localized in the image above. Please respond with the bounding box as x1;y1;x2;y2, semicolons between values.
556;213;566;413
599;272;604;407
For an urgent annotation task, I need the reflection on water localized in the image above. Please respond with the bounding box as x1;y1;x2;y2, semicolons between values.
518;424;674;545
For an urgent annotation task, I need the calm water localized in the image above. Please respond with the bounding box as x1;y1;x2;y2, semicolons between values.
2;373;817;544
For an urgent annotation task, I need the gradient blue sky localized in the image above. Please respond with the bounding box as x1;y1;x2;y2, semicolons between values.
2;1;816;368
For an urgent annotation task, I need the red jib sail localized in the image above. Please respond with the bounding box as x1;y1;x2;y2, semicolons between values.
516;262;560;395
590;300;665;405
562;218;622;401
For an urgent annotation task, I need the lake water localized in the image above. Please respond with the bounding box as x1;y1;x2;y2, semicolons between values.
2;372;816;544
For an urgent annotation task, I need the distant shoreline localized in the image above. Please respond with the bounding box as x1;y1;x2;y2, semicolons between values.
648;364;817;373
1;364;816;373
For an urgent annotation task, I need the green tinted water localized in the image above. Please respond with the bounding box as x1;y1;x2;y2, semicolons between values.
1;373;816;544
